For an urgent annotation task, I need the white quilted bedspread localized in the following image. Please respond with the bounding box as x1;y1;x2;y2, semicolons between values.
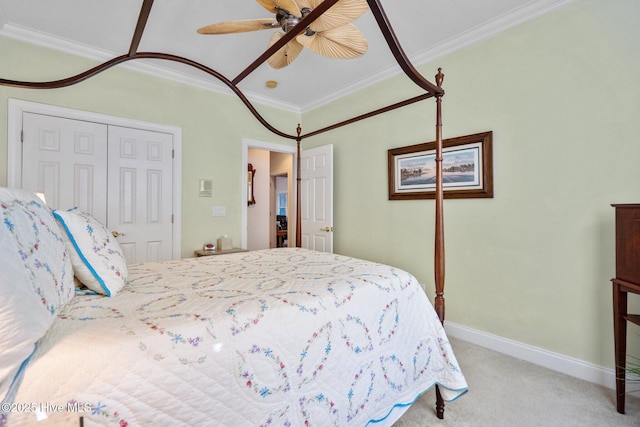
7;248;467;426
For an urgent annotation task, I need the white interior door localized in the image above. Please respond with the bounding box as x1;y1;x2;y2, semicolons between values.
107;126;174;263
22;113;109;224
300;144;333;253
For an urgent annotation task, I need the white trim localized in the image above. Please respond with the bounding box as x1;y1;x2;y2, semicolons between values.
0;1;575;114
0;24;301;114
444;321;616;390
7;98;182;260
301;0;577;111
241;138;296;249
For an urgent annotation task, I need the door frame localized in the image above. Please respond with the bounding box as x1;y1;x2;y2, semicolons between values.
241;138;296;249
7;98;183;260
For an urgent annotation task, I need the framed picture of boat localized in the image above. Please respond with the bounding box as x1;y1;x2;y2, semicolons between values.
388;131;493;200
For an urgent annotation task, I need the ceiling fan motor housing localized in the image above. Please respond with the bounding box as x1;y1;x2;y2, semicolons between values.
277;7;315;36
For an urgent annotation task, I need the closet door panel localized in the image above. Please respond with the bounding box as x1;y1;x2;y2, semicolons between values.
38;162;59;203
119;168;137;224
22;113;108;224
108;126;173;264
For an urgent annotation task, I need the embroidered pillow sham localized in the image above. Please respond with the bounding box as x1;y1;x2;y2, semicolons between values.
0;188;74;402
53;208;128;297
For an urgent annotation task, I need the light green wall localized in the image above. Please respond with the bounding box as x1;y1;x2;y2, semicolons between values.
301;0;640;369
1;0;638;371
0;37;299;258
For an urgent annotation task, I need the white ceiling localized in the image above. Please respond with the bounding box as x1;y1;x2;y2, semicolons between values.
0;0;573;112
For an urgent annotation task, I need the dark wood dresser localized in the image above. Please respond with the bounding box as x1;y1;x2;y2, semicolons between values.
611;204;640;414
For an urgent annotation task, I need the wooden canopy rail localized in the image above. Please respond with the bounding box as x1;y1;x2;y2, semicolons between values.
0;0;449;418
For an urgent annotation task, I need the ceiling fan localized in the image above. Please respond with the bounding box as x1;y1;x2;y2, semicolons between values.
197;0;369;69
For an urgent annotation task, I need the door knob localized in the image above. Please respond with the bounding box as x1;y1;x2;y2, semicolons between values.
321;226;333;232
111;231;125;238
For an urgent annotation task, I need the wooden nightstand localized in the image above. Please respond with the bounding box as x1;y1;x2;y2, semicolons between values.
194;248;248;257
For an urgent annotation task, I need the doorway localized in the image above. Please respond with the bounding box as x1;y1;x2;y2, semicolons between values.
242;139;295;250
272;174;289;248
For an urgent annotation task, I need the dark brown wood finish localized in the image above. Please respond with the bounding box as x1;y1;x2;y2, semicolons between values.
247;163;256;206
388;131;494;200
366;0;443;96
129;0;155;57
613;204;640;284
0;51;299;140
301;93;433;139
0;54;132;90
433;68;446;419
611;204;640;414
612;278;640;414
296;125;303;248
434;69;445;325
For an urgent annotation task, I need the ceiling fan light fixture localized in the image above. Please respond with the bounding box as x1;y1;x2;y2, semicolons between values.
266;80;278;89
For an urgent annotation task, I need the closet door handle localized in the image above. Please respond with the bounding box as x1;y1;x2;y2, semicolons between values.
111;231;125;238
321;226;333;232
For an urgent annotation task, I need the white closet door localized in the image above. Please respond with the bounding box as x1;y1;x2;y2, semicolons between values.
22;112;109;224
21;112;175;264
107;126;174;264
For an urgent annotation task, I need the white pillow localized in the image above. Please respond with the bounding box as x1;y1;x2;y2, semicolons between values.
53;209;127;297
0;188;74;402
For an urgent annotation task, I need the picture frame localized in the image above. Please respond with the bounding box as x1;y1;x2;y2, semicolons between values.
388;131;493;200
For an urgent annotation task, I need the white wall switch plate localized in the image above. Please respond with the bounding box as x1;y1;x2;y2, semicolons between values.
212;206;226;217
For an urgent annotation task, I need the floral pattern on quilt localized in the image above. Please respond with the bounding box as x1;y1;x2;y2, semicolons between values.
8;248;467;426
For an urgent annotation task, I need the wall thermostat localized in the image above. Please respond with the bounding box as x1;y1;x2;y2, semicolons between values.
199;179;213;197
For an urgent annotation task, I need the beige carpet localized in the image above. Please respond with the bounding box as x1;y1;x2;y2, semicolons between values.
395;338;640;426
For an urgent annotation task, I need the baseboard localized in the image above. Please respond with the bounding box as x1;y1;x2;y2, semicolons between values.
444;321;616;390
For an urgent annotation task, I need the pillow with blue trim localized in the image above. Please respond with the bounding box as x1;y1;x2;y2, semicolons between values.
53;208;127;297
0;188;74;403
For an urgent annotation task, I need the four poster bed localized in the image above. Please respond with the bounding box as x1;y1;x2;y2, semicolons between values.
0;0;468;425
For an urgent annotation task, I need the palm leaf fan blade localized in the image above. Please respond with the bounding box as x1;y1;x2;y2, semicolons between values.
197;19;277;34
267;32;304;68
256;0;301;15
296;0;369;32
297;23;367;59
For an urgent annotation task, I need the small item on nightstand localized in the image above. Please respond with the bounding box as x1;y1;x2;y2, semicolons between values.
203;242;216;252
217;236;232;251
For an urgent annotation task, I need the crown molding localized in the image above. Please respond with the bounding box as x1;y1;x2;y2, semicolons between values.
1;0;575;115
0;23;302;114
300;0;576;112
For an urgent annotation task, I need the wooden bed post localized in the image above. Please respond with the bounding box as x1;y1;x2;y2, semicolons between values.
434;68;445;325
295;124;302;248
434;68;446;420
